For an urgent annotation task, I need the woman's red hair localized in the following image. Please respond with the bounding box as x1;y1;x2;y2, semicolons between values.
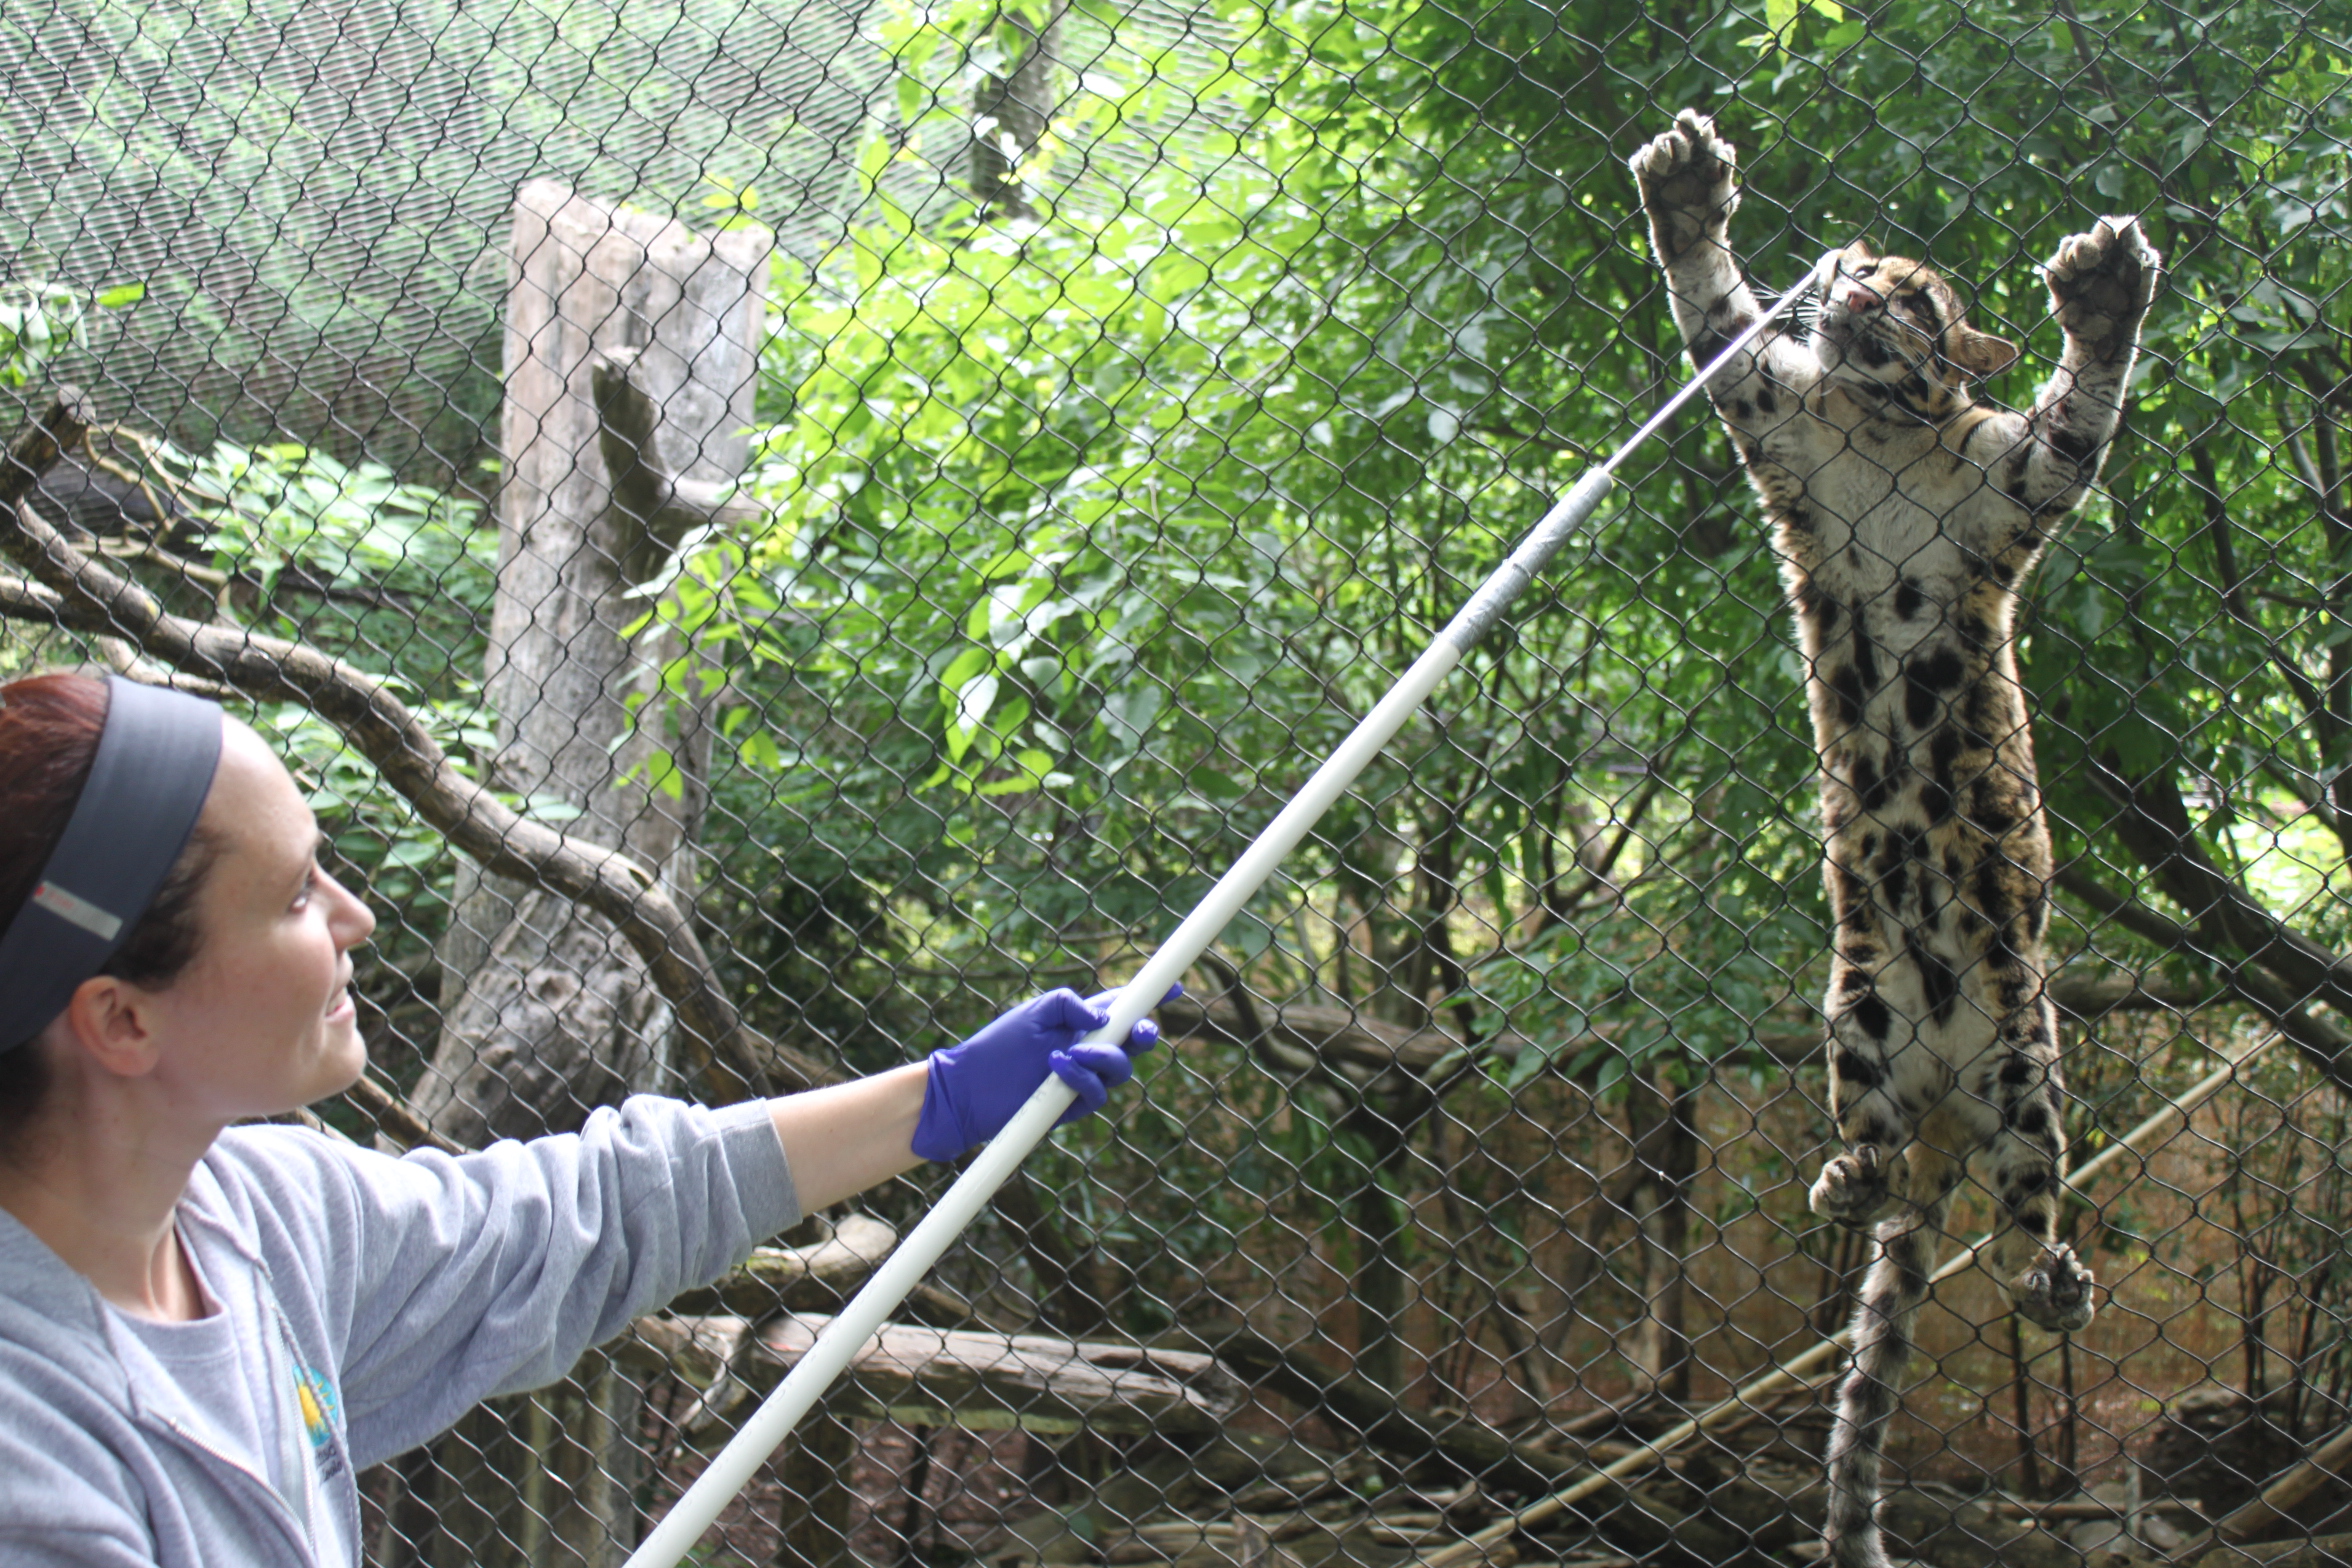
0;673;109;937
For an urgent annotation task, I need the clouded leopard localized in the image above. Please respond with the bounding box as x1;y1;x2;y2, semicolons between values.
1629;110;2159;1568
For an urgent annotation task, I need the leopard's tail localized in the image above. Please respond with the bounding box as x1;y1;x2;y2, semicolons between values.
1823;1205;1944;1568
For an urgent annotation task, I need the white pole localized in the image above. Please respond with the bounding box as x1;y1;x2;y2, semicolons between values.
624;274;1821;1568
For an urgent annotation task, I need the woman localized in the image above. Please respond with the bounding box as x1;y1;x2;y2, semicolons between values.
0;672;1169;1567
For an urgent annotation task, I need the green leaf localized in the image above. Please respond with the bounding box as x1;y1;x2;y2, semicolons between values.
946;673;1000;764
977;747;1063;796
935;645;992;707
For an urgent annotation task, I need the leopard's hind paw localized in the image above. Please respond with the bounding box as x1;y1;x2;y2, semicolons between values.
1809;1146;1893;1227
2011;1242;2096;1333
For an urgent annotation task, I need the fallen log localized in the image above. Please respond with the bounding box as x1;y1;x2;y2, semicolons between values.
1693;1473;2146;1568
2213;1418;2352;1544
1206;1328;1585;1494
2186;1530;2352;1568
1566;1478;1775;1568
2140;1385;2336;1522
664;1214;897;1317
1205;1331;1818;1568
624;1312;1239;1438
1990;1499;2207;1521
2153;1421;2352;1568
1874;1486;2089;1568
990;1433;1350;1564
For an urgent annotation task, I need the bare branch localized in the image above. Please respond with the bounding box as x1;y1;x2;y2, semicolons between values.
2251;587;2333;614
1538;767;1669;925
662;1213;898;1318
2084;756;2352;1038
340;1073;463;1154
1158;988;1540;1087
2047;968;2231;1019
2054;864;2352;1092
0;571;64;623
2190;449;2344;835
593;348;763;582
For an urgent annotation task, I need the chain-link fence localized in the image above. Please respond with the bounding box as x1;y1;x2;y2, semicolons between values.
3;0;2350;1563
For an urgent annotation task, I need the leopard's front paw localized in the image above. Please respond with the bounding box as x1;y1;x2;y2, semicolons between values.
1809;1146;1893;1227
2010;1242;2096;1333
1630;108;1740;255
2044;215;2161;344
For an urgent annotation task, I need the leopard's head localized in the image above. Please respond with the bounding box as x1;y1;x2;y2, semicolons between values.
1811;242;2018;417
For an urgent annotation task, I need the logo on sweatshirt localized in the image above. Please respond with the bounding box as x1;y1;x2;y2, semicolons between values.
294;1364;347;1483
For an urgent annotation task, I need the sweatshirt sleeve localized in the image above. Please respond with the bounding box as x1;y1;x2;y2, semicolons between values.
241;1095;800;1467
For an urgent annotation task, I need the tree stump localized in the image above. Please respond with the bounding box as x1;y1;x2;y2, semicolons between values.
418;177;770;1145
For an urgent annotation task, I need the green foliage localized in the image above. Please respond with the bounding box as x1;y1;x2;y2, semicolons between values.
0;277;140;389
603;0;2352;1316
186;442;492;608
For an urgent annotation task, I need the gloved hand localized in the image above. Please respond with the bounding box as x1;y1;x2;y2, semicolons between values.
911;983;1182;1162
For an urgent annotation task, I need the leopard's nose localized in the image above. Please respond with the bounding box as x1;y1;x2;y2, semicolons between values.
1842;286;1881;314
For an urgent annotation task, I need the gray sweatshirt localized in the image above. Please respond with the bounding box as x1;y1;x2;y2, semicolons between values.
0;1095;801;1566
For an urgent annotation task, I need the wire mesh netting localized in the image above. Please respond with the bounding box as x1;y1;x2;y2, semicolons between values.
2;0;2350;1564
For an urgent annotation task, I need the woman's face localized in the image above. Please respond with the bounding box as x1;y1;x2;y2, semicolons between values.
142;721;377;1121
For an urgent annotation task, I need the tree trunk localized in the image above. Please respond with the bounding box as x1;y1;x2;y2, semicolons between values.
418;178;768;1147
775;1398;861;1568
384;181;770;1568
1625;1069;1701;1405
1345;1107;1414;1394
970;2;1064;221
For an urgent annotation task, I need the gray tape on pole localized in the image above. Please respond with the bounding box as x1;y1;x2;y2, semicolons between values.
1441;469;1614;652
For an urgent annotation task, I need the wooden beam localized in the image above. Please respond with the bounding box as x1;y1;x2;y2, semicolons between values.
623;1313;1238;1438
664;1215;898;1317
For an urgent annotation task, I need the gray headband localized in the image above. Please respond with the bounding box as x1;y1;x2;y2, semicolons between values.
0;677;224;1051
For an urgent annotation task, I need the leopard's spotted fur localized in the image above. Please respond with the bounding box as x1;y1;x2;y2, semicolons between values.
1628;109;2159;1568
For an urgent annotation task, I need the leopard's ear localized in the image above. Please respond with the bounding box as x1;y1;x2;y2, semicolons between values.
1844;239;1879;262
1946;323;2019;379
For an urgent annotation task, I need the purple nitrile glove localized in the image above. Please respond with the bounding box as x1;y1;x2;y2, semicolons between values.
911;983;1183;1162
